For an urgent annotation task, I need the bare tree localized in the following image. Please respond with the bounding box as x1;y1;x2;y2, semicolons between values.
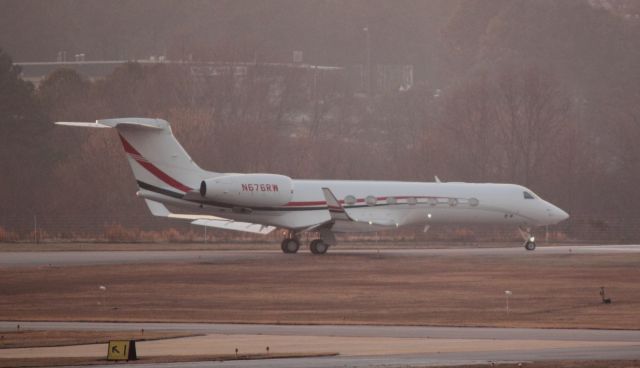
494;66;571;186
438;74;501;182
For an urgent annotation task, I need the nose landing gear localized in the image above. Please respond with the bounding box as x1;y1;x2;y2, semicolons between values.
519;227;536;251
524;238;536;251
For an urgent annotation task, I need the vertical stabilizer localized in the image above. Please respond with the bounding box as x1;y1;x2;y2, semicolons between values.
56;118;210;195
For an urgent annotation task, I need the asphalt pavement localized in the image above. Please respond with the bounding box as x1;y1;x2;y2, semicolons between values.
2;244;640;267
1;321;639;368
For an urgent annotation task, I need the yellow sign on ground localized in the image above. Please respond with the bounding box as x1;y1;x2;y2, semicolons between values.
107;340;136;360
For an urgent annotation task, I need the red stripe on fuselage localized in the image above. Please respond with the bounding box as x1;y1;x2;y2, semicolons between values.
285;200;327;207
284;195;440;208
118;134;192;193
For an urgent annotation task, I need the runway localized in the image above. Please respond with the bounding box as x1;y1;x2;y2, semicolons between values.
2;244;640;267
1;321;640;367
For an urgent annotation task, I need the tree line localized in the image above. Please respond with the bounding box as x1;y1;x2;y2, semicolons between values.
1;0;640;241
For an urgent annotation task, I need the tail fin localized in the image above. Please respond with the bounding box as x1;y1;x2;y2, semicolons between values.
56;118;209;195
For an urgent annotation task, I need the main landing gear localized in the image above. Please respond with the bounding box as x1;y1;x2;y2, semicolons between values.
310;239;329;254
280;231;330;255
519;226;536;251
281;237;300;254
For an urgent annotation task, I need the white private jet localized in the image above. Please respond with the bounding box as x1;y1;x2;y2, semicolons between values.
56;118;569;254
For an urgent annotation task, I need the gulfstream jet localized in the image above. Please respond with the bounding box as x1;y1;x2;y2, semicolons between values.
56;118;569;254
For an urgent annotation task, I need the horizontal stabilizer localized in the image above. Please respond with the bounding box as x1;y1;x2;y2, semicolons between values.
55;121;110;128
55;118;166;130
144;199;171;217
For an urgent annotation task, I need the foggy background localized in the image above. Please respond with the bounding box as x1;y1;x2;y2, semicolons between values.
1;0;639;242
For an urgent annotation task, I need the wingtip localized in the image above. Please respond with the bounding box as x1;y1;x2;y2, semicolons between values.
54;121;110;128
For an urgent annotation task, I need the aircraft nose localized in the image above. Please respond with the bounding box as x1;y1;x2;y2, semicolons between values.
555;206;570;222
544;202;569;224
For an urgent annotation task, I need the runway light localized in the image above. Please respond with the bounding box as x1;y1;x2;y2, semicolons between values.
99;285;107;307
505;290;512;314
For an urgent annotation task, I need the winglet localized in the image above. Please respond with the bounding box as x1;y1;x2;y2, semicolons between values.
321;187;354;222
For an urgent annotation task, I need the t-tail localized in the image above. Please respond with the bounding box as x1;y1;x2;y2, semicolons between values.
55;118;209;196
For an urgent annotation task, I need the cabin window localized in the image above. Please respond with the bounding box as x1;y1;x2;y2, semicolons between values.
523;191;535;199
407;197;417;205
366;195;377;206
387;197;397;205
344;195;356;205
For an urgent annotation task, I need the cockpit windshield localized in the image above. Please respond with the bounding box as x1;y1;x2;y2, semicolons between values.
523;191;535;199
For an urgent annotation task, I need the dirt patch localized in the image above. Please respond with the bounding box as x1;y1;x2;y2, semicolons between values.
0;251;638;329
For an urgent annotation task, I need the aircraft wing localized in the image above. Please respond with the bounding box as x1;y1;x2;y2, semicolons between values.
143;199;276;235
190;219;275;234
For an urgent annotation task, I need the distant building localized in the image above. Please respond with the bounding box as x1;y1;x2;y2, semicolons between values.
15;58;414;96
14;58;343;87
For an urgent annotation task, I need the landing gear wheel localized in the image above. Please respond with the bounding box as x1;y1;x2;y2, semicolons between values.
524;240;536;251
310;239;329;255
518;226;536;251
281;238;300;254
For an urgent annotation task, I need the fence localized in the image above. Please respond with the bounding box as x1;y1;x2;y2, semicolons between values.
1;213;638;244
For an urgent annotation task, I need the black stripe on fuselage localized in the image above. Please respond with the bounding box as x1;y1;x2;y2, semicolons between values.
136;180;328;212
138;181;184;199
136;180;443;213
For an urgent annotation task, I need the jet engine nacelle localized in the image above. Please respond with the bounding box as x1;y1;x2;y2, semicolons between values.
200;173;294;207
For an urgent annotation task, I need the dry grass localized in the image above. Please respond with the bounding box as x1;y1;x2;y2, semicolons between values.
0;352;336;368
0;330;198;349
0;251;639;329
424;362;640;368
0;358;638;368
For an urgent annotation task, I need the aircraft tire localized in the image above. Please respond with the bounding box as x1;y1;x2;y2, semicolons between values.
524;241;536;251
281;238;300;254
310;239;328;255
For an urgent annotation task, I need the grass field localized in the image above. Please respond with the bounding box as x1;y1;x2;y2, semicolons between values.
1;248;639;329
0;352;336;368
0;330;198;349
